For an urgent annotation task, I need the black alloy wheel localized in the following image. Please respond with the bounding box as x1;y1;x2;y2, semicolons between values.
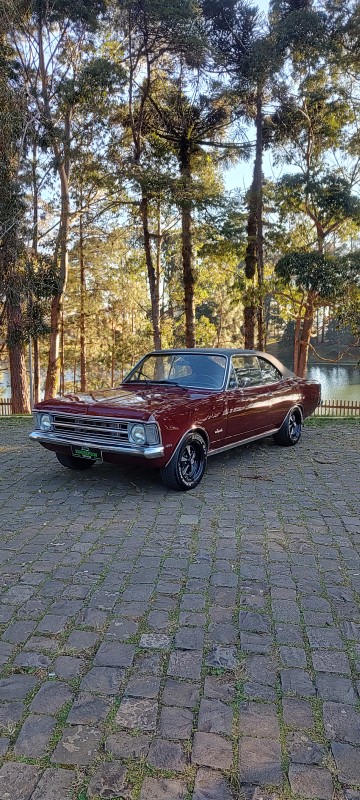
288;410;302;443
273;407;302;447
160;432;207;490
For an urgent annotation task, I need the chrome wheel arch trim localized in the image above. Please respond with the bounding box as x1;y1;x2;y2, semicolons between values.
284;404;304;426
164;426;209;468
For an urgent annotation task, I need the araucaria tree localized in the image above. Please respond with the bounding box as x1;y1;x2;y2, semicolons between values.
149;83;233;347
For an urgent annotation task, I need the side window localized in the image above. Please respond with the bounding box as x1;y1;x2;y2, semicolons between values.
258;357;282;383
231;356;263;387
228;367;238;389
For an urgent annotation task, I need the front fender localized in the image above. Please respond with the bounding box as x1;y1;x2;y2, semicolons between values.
162;425;210;468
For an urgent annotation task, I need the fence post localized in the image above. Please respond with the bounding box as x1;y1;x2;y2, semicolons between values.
311;398;360;418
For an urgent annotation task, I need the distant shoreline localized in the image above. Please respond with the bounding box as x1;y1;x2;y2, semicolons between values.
267;341;359;368
308;360;359;367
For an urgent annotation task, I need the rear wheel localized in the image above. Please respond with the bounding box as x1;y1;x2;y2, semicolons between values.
273;408;302;447
160;432;207;491
55;453;96;470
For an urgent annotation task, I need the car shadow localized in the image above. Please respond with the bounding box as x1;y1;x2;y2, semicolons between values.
38;435;280;495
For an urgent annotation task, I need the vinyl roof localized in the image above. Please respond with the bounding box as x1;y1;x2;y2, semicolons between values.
149;348;267;355
144;348;295;378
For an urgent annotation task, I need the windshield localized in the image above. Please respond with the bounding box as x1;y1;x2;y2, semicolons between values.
124;353;227;390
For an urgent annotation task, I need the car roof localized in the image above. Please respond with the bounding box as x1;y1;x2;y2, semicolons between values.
148;348;268;355
144;348;295;378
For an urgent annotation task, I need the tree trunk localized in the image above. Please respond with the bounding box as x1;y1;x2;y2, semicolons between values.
244;89;264;350
293;316;301;374
263;293;271;350
296;292;315;377
180;144;195;348
31;139;41;403
217;302;223;347
244;303;256;351
38;19;71;400
111;320;115;386
255;93;264;350
140;195;161;349
182;202;196;347
44;163;70;399
79;204;87;391
33;336;40;404
155;202;162;343
31;139;38;253
7;302;30;414
128;28;161;352
321;309;326;343
60;310;65;395
45;294;62;398
292;228;322;377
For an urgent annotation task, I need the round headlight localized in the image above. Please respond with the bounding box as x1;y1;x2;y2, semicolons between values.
39;413;52;432
129;423;146;445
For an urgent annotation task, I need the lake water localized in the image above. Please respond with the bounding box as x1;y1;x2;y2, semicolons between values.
307;364;360;400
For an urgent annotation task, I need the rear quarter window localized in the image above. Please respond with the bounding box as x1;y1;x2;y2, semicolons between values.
258;358;282;383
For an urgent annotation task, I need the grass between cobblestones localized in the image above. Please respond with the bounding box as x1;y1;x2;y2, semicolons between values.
0;418;360;798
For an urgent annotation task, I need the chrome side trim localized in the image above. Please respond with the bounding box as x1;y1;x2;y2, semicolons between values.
29;431;164;459
208;429;279;456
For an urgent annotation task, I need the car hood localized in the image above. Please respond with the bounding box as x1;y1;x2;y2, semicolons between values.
34;384;213;421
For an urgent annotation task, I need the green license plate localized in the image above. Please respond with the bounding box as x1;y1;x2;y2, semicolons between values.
71;446;102;461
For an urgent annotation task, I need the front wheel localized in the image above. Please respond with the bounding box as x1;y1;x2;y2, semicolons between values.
273;408;302;447
160;433;207;491
55;453;96;470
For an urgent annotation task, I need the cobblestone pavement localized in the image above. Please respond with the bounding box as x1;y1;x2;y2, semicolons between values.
0;418;359;800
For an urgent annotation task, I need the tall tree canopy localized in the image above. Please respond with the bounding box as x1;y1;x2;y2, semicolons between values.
0;0;359;409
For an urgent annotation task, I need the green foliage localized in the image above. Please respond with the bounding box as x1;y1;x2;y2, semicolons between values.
199;201;245;260
277;173;360;230
270;78;351;162
202;0;262;82
59;58;126;108
1;0;359;395
123;0;206;67
336;282;360;337
272;8;327;58
275;251;346;298
26;256;60;299
32;0;106;27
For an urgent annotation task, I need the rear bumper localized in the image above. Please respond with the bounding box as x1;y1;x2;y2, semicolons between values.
29;430;164;459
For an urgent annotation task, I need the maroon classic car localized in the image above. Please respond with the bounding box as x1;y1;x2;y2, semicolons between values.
30;348;321;490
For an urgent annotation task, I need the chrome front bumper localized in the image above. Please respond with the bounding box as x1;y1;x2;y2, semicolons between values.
29;430;164;459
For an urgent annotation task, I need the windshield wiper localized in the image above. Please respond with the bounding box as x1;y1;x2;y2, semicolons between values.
148;380;186;388
126;378;185;388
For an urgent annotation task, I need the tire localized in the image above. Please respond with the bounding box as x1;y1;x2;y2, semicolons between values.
273;407;302;447
160;432;207;491
55;452;95;470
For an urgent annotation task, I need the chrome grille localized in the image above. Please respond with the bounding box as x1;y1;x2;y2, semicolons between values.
52;414;129;444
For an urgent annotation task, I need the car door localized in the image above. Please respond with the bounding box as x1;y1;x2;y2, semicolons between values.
258;357;301;429
224;355;274;445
